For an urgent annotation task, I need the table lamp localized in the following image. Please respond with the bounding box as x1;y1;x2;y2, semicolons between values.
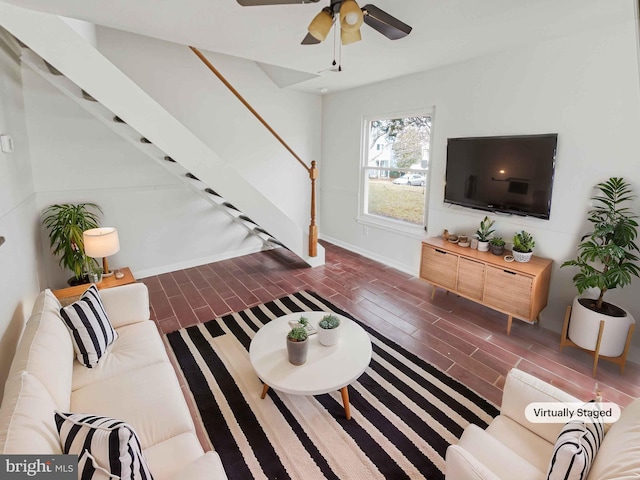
83;227;120;277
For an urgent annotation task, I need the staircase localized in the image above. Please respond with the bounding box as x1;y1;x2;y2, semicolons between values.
0;1;325;267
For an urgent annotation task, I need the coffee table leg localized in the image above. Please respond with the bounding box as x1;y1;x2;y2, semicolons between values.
340;386;351;420
261;383;269;399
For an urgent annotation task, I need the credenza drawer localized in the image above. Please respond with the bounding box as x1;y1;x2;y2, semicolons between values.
457;258;485;300
420;245;458;290
484;266;533;320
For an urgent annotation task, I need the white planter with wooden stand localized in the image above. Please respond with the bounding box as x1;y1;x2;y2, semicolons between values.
560;296;635;377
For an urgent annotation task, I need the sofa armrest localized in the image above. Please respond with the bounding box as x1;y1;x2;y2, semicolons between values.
501;368;580;444
98;283;150;328
445;445;502;480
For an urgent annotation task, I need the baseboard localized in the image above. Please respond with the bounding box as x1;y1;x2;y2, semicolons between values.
134;244;271;279
319;234;418;277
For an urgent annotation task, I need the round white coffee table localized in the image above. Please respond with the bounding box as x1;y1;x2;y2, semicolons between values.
249;311;372;420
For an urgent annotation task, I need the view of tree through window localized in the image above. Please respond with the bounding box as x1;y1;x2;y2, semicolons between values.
363;114;431;226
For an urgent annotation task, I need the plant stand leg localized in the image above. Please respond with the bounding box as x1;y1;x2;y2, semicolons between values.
592;320;605;378
340;386;351;420
619;323;635;374
560;306;572;351
431;286;437;300
260;383;270;399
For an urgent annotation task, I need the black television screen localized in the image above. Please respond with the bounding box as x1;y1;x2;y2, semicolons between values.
444;134;557;220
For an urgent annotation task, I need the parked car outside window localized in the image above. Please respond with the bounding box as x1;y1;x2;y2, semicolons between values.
392;174;426;186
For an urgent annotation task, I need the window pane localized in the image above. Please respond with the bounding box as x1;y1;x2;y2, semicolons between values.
363;114;431;226
366;175;426;225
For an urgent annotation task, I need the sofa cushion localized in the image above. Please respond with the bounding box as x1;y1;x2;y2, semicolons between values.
0;372;62;454
72;321;169;391
143;432;204;480
161;452;227;480
7;289;73;409
60;285;117;368
455;423;546;480
71;362;196;449
546;418;603;480
587;397;640;479
98;283;150;329
55;411;153;480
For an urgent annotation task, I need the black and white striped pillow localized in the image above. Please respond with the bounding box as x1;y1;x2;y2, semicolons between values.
60;285;117;368
55;412;153;480
546;413;604;480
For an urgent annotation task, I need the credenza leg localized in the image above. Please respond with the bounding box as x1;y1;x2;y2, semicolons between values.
507;315;513;335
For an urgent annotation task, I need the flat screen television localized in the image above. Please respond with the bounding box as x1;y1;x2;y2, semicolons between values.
444;134;558;220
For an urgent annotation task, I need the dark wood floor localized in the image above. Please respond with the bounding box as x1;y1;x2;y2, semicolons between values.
140;241;640;409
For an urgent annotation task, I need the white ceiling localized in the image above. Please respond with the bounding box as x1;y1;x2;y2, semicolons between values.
4;0;632;93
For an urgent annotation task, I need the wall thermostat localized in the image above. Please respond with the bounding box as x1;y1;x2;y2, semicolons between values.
0;135;14;153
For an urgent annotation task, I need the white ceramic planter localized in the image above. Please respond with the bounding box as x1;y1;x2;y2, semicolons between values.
318;325;340;346
512;250;533;263
568;296;635;358
477;241;489;252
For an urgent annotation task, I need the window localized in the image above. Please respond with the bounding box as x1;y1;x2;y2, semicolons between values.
360;111;432;232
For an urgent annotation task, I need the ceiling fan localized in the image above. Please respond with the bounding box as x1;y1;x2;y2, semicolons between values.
236;0;412;46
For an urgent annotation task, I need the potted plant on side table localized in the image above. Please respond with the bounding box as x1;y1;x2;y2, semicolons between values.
318;314;341;346
512;231;535;262
42;203;102;286
561;177;639;375
287;317;310;365
476;216;495;252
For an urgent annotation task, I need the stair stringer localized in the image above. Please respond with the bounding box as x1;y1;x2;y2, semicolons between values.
0;1;325;267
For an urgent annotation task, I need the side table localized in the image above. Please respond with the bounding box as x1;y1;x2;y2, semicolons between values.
52;267;136;303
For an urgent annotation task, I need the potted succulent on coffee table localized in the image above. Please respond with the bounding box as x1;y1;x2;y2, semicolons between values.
512;230;535;262
476;216;495;252
489;237;505;256
287;316;310;365
317;314;341;346
561;177;639;375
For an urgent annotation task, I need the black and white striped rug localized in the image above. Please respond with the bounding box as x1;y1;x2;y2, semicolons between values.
165;290;499;480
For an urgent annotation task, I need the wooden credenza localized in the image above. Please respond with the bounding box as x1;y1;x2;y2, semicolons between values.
420;238;553;334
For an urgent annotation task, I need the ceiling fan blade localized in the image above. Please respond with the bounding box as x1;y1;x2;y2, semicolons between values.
237;0;319;5
362;4;412;40
301;32;322;45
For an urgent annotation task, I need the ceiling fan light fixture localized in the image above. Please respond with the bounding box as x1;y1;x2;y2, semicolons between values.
340;0;363;30
341;27;361;45
308;7;334;41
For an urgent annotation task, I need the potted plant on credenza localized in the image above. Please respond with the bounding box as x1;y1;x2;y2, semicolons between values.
476;216;495;252
512;231;535;263
561;177;639;376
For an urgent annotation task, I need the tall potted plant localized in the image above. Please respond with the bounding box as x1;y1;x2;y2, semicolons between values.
42;203;102;286
561;177;639;358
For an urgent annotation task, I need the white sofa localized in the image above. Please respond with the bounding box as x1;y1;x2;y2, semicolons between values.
446;368;640;479
0;283;227;480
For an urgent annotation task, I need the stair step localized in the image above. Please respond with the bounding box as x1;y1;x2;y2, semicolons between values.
164;156;176;162
205;188;221;197
113;116;126;124
254;227;271;236
239;215;257;225
140;137;152;144
186;173;200;181
268;237;286;248
14;36;28;49
44;60;62;75
82;90;97;102
222;202;239;212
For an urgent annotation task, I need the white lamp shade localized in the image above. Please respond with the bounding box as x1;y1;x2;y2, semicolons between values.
83;227;120;258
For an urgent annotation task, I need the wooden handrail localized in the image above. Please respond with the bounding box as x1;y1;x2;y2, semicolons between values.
189;46;318;257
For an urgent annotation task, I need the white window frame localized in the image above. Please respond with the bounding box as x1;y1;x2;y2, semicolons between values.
357;108;434;237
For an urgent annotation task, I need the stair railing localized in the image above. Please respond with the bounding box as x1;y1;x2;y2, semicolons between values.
189;47;318;258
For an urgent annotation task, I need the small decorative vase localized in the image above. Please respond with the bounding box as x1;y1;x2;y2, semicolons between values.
287;338;309;365
318;325;340;346
470;236;479;250
477;241;490;252
512;250;533;263
88;271;102;284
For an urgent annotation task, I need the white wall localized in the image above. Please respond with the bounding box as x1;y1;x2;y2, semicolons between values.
22;66;266;288
95;27;322;229
0;36;42;398
320;10;640;354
